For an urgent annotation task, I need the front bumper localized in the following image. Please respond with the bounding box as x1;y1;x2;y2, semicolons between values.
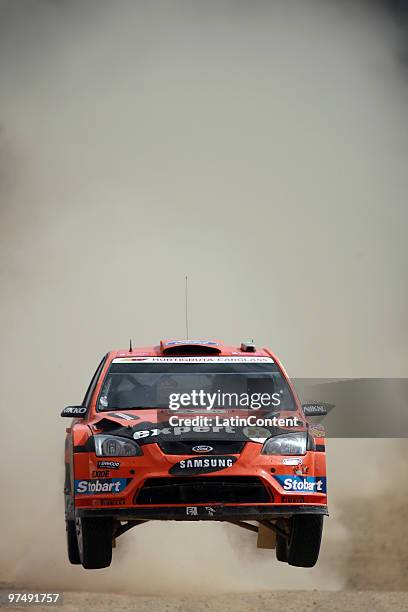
73;443;328;520
76;503;328;521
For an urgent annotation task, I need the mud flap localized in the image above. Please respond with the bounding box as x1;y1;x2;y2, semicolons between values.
257;523;276;549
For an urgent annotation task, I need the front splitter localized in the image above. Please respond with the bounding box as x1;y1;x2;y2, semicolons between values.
76;504;328;521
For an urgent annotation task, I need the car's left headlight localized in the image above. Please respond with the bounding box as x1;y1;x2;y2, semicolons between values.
94;435;142;457
261;432;307;455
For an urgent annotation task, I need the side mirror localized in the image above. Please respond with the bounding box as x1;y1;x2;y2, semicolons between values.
302;402;333;417
61;405;87;418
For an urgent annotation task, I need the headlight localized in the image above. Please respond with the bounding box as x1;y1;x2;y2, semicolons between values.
94;435;142;457
261;432;307;455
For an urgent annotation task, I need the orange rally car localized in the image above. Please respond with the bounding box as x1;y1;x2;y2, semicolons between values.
62;339;328;569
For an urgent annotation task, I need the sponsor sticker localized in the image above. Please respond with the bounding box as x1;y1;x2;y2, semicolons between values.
309;424;326;437
133;425;237;440
169;455;237;476
163;340;219;347
242;425;271;443
205;506;216;516
273;475;327;493
97;460;120;469
100;498;126;506
63;406;87;415
91;470;110;478
113;356;274;363
282;496;305;503
282;457;303;465
74;478;129;495
109;412;139;421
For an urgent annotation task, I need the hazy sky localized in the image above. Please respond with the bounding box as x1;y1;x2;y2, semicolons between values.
1;1;407;382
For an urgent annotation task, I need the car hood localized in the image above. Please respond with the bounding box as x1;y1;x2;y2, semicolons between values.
89;408;308;446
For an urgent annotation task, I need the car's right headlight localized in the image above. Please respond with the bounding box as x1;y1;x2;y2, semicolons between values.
94;435;142;457
261;432;307;455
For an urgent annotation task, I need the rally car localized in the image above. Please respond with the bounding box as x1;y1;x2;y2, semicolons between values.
62;339;328;569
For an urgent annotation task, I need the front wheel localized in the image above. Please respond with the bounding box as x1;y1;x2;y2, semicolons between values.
66;520;80;564
275;519;288;562
76;517;113;569
287;514;324;567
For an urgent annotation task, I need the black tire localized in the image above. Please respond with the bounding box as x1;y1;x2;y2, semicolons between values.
276;534;288;562
66;519;81;565
275;519;288;562
287;514;324;567
77;517;113;569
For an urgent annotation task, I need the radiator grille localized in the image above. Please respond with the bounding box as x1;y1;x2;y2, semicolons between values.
135;476;271;505
157;440;245;455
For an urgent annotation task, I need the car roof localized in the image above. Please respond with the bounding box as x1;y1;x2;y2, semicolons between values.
107;339;279;361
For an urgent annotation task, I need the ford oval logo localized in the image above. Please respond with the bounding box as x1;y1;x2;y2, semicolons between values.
192;445;213;453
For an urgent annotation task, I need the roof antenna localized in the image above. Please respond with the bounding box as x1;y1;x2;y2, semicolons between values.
129;338;133;353
185;275;189;339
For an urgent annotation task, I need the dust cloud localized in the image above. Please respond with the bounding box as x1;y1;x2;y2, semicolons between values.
0;0;407;595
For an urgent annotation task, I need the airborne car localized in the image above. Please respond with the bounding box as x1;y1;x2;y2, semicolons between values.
63;340;328;569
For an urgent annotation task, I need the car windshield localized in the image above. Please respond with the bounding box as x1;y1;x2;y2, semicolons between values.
97;357;296;411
